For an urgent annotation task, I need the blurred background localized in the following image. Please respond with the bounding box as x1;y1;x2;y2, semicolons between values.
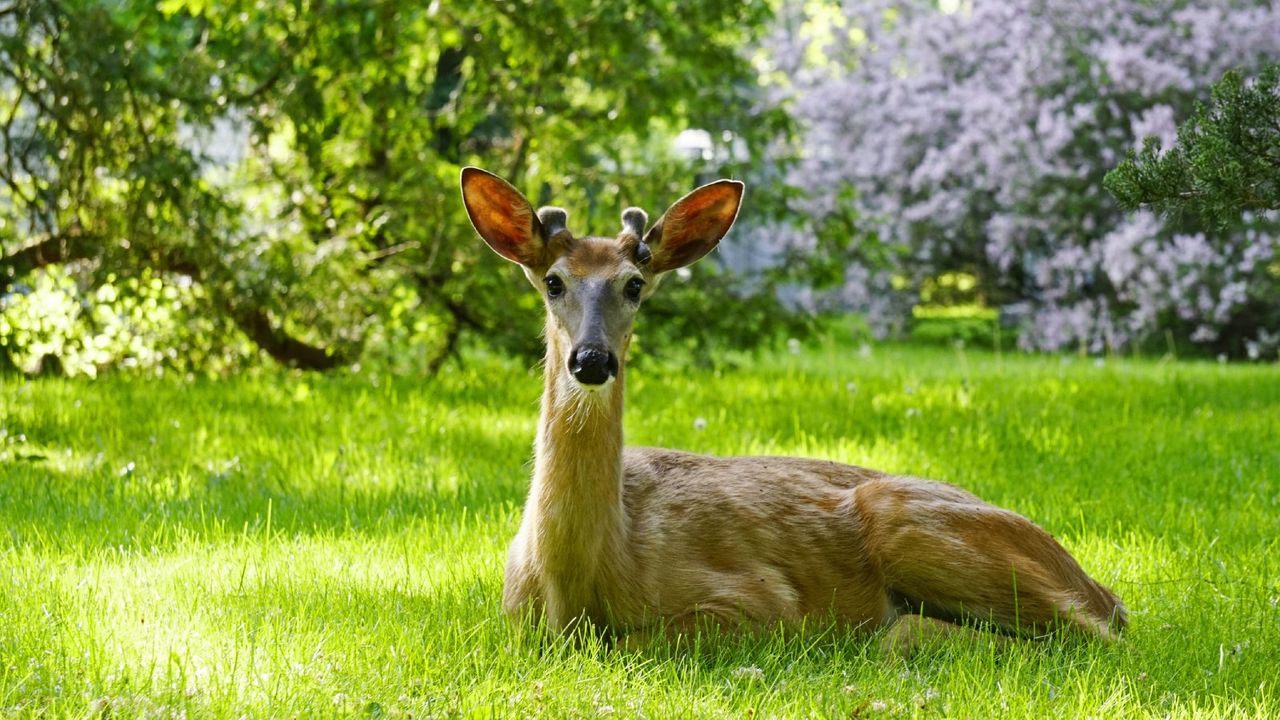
1;0;1277;378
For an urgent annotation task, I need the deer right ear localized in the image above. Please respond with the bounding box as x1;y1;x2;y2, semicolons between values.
460;167;545;266
644;179;744;273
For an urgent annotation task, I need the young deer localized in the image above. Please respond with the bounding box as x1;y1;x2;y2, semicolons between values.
460;167;1126;651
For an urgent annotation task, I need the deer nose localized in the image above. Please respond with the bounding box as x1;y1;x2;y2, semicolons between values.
569;346;618;385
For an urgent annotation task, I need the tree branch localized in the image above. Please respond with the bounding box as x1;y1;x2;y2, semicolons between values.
223;302;348;370
156;250;353;370
425;315;461;375
0;228;93;279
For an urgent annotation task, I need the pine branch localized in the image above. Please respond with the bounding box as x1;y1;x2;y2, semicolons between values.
1104;64;1280;225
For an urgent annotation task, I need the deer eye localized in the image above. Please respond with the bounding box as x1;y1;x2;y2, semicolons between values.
623;277;645;303
544;275;565;298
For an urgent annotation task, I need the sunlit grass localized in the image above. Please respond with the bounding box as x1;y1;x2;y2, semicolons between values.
2;340;1279;717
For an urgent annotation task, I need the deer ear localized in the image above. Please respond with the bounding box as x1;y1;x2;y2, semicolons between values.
460;167;545;266
643;180;743;273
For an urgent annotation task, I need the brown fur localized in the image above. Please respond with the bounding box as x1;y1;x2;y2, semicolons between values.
506;396;1127;644
461;167;1127;650
564;240;631;279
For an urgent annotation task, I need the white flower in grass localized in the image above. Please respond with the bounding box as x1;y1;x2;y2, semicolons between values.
693;417;708;431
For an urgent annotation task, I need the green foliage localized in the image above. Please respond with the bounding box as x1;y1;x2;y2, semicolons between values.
0;265;250;376
1106;64;1280;225
0;0;793;374
909;305;1001;350
635;263;816;369
4;342;1280;715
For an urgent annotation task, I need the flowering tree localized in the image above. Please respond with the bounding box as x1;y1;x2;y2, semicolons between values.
770;0;1280;356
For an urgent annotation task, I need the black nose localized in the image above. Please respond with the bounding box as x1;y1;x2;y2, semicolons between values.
569;346;619;385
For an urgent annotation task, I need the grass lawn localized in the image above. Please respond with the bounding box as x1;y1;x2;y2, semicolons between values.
2;340;1278;718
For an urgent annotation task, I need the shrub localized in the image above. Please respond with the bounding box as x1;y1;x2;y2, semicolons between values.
768;0;1280;357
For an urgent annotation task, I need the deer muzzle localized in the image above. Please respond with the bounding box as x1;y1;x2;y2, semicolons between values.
568;345;618;386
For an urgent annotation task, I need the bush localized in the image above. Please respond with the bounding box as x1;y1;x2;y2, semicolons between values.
767;0;1280;357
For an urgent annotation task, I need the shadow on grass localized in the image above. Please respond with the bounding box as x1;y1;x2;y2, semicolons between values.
2;375;538;552
8;352;1279;561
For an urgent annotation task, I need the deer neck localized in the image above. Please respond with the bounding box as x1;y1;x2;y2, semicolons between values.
526;326;629;617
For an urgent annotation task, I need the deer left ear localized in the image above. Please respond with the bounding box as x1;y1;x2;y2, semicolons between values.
460;167;546;267
644;180;744;273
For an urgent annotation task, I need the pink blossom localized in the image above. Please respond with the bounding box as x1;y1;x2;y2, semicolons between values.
767;0;1280;355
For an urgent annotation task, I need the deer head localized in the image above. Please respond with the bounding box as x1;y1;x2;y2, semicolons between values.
460;167;744;391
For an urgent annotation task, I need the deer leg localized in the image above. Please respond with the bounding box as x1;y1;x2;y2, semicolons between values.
617;611;738;651
879;615;1007;658
854;479;1126;640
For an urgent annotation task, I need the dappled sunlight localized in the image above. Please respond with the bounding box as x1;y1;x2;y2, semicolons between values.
0;372;539;553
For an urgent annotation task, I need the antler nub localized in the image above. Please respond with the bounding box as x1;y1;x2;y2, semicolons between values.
621;207;648;238
620;207;651;264
537;207;570;240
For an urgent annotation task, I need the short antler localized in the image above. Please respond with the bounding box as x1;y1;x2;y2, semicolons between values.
621;208;647;238
537;207;571;241
621;208;650;265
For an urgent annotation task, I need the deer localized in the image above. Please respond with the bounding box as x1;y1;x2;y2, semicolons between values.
459;166;1126;653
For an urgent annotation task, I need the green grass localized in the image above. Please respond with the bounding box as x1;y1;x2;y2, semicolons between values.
2;341;1279;718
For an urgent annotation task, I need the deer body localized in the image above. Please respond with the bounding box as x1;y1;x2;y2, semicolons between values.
462;168;1125;646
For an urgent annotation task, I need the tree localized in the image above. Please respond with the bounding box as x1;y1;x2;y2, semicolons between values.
0;0;790;374
768;0;1280;357
1105;64;1280;225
